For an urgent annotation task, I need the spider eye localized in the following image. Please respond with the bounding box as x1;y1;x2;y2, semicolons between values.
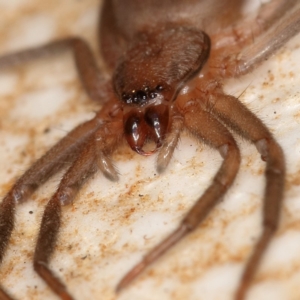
121;88;159;106
122;93;132;104
133;91;147;105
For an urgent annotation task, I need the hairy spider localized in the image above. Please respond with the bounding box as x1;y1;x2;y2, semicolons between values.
1;0;300;300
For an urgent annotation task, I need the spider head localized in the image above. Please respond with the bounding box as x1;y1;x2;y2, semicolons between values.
121;85;170;156
113;26;210;155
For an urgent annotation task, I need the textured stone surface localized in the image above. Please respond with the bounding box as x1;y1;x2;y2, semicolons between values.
0;1;300;299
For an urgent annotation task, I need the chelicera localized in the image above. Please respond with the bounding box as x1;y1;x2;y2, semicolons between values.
0;0;300;299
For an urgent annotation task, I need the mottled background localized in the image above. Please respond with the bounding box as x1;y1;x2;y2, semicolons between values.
0;1;300;299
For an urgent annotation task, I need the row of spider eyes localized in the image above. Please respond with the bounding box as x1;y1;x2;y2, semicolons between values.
121;85;164;105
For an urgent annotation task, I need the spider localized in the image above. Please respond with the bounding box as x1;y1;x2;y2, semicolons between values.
1;0;300;300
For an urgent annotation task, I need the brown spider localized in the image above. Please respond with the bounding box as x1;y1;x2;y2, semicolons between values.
1;0;300;299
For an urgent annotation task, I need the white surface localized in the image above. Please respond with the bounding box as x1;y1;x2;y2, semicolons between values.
0;1;300;300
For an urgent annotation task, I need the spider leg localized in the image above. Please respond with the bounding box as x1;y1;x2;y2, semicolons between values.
0;114;104;299
0;287;12;300
212;4;300;77
33;120;122;300
156;108;184;173
117;100;241;291
0;115;103;259
211;0;297;50
33;138;97;300
0;33;119;298
205;91;285;300
94;122;123;181
0;37;108;101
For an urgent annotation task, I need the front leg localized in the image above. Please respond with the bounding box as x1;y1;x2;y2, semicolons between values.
117;100;241;292
0;37;108;102
211;4;300;78
211;0;298;50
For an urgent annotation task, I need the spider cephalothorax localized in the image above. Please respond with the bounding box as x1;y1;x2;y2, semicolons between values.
113;25;210;155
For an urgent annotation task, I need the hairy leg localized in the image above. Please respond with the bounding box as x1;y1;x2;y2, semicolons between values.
211;3;300;77
211;0;297;50
0;38;108;102
208;92;285;300
33;137;97;300
0;24;120;298
0;115;104;299
33;119;123;300
156;107;184;173
117;99;241;291
188;78;285;298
